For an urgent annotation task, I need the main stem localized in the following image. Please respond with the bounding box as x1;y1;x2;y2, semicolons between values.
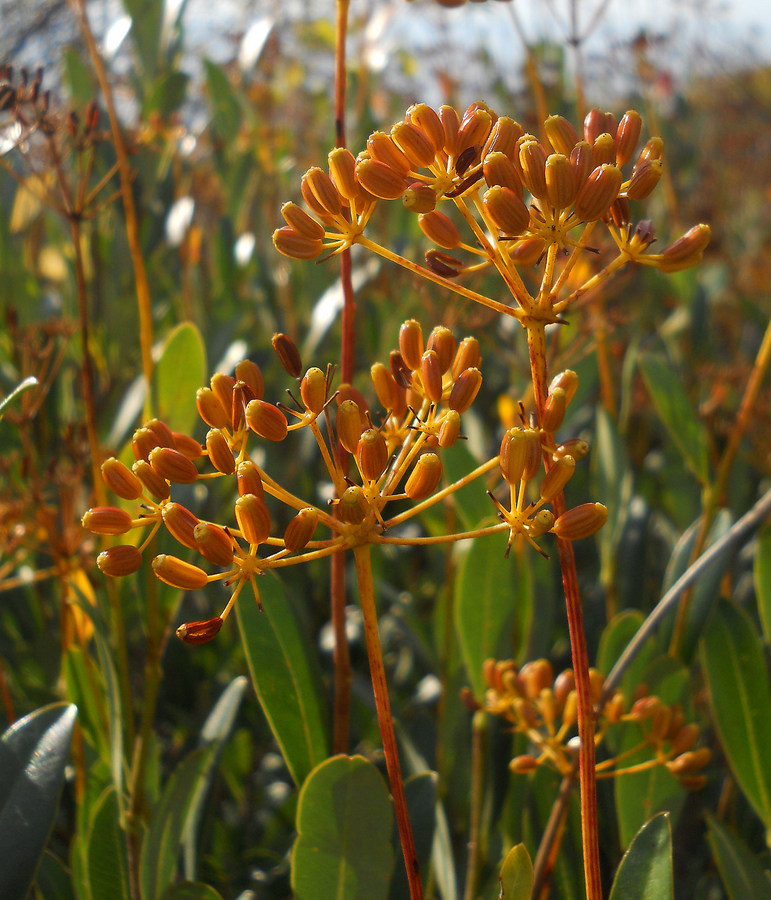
353;544;423;900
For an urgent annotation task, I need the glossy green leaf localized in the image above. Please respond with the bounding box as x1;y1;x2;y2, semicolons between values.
638;352;710;486
701;601;771;831
706;813;771;900
154;322;206;435
455;528;517;700
236;574;328;786
139;743;219;900
755;526;771;646
86;789;130;900
0;703;77;900
162;883;224;900
441;442;494;532
499;844;533;900
609;813;673;900
388;773;436;900
292;756;394;900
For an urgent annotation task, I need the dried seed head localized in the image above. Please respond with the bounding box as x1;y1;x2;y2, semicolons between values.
367;131;411;175
101;457;143;500
544;115;580;156
406;103;445;153
245;399;288;442
82;506;134;535
300;367;327;415
302;166;343;216
196;386;230;430
405;452;443;499
206;428;235;475
545;153;577;210
421;349;444;403
451;336;481;379
483;151;522;194
448;367;482;413
338;485;368;524
656;224;711;272
403;182;437;214
591;132;616;168
518;140;548;200
508;237;546;267
540;455;576;502
541;386;566;433
97;544;143;577
236;460;264;499
482;116;523;159
153;554;209;590
551;502;608;541
355;157;407;200
483;185;530;235
194;522;235;567
235;359;265;400
235;493;271;545
176;616;224;645
356;428;389;481
272;226;323;260
392;120;436;168
280;202;325;241
399;319;424;371
162;502;200;549
627;158;662;201
336;399;364;454
438;409;461;448
573;164;623;222
615;110;643;167
284;507;319;552
132;460;170;500
272;332;302;377
418;210;461;249
327;147;360;201
427;325;456;373
149;446;199;484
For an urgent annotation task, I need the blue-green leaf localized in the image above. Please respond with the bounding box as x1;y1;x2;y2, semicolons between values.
609;813;673;900
499;844;533;900
154;322;206;434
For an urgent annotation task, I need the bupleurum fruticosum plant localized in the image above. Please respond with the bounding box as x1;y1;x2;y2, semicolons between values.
270;101;709;900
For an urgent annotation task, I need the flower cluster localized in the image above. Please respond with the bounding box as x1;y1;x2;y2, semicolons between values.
481;658;711;789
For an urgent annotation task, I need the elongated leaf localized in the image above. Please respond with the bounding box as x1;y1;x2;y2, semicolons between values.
121;0;162;82
203;60;242;141
162;884;224;900
701;601;771;831
441;442;493;532
154;322;206;434
638;352;710;486
706;813;771;900
0;703;77;900
139;744;219;900
388;773;436;900
292;756;394;900
455;528;517;700
86;789;130;900
34;850;77;900
499;844;533;900
609;813;673;900
0;375;37;418
596;610;648;703
236;574;328;786
755;527;771;646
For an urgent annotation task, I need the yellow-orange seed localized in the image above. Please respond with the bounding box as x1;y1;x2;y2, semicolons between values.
101;457;143;500
194;522;235;567
153;555;209;590
284;508;319;552
235;493;271;545
82;506;133;535
162;502;200;549
245;400;288;442
405;452;443;500
97;544;143;577
149;446;199;484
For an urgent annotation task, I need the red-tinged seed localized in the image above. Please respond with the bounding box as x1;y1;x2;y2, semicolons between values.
235;493;271;544
245;399;288;442
371;362;399;411
327;147;359;201
553;669;575;705
456;107;492;159
421;349;443;403
272;226;323;260
499;427;527;484
551;502;608;540
609;197;630;227
483;116;523;159
454;145;480;178
132;460;170;500
520;659;554;699
482;185;530;235
483;151;522;194
194;522;235;567
235;359;265;400
338;485;367;524
449;367;481;413
355;157;406;200
544;115;580;156
656;224;711;272
300;178;337;222
176;616;223;645
427;325;456;373
231;381;254;432
281;201;325;240
554;438;589;461
591;132;616;168
211;373;236;419
406;103;445;153
545;153;577;210
271;332;302;377
206;428;235;474
97;544;143;577
300;367;327;414
405;452;443;500
573;164;622;222
403;182;437;214
284;507;318;552
451;336;481;379
438;105;461;156
153;554;209;590
236;460;264;499
542;386;566;432
399;319;424;371
548;369;578;405
336;383;370;418
172;432;204;459
519;140;548;200
670;723;700;757
389;350;413;389
336;399;364;454
367;131;411;175
438;409;461;448
519;427;543;481
196;386;230;430
303;166;343;216
145;417;175;448
507;237;546;267
82;506;134;535
418;210;461;249
583;107;607;145
149;446;199;484
357;428;389;481
540;455;576;502
569;140;593;191
101;457;143;500
637;136;664;163
627;158;662;201
132;426;160;462
391;120;436;168
162;502;200;549
509;755;539;774
615;110;642;167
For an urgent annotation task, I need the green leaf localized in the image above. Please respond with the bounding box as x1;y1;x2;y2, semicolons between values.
755;526;771;646
441;442;493;532
596;610;648;703
706;813;771;900
162;884;224;900
701;601;771;832
499;844;533;900
609;813;673;900
139;743;220;900
235;573;328;786
454;528;517;700
63;647;109;764
144;71;190;116
34;850;77;900
121;0;163;82
86;789;130;900
0;703;77;900
291;756;394;900
387;773;436;900
638;352;710;486
154;322;206;434
203;60;243;141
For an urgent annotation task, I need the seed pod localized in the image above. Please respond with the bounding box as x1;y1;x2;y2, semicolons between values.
149;446;199;484
193;522;234;568
651;704;673;742
284;507;319;551
338;485;368;524
456;107;492;159
667;748;712;776
551;502;608;540
637;136;664;164
541;386;566;433
327;147;359;201
371;362;399;411
448;367;482;413
399;319;424;371
438;105;461;156
656;224;711;272
425;249;463;278
176;616;224;644
544;114;580;156
367;131;411;175
357;428;389;481
132;426;160;462
573;164;622;222
272;332;302;377
97;544;143;577
562;691;578;728
482;185;530;236
482;116;523;159
427;326;456;373
280;202;325;240
520;659;553;700
145;418;175;448
508;237;546;267
230;381;254;433
236;460;264;499
483;151;522;194
245;399;288;442
211;373;236;420
272;226;323;260
438;409;461;448
355;157;406;200
196;386;230;430
509;755;539;774
545;153;577;210
420;349;444;403
604;691;625;724
132;460;170;500
336;399;364;454
669;723;700;757
553;669;575;705
403;182;437;214
609;197;631;227
173;432;204;459
591;132;616;168
418;210;461;249
302;166;343;216
102;457;143;500
406;103;445;152
235;493;271;544
518;140;548;200
554;438;589;461
627;158;662;201
500;426;541;484
82;506;134;535
298;367;326;415
588;669;605;705
569;141;593;192
153;554;209;590
451;336;481;378
405;452;443;499
528;509;555;537
206;428;235;474
235;359;265;400
548;369;578;406
615;110;643;167
162;502;200;549
300;177;336;222
391;120;436;168
583;107;608;146
540;455;576;502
